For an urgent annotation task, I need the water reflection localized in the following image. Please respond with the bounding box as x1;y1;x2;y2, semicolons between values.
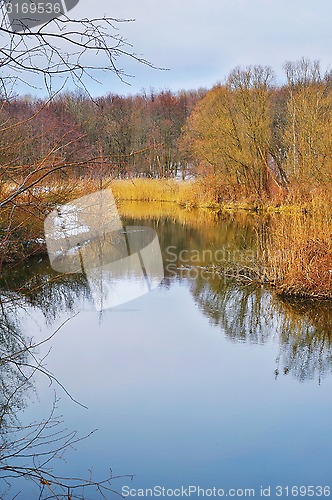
0;259;90;321
1;206;332;496
188;271;332;381
191;279;273;344
276;298;332;383
0;300;32;429
0;208;331;387
44;191;164;310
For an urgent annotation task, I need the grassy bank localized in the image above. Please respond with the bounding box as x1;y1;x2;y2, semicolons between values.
263;210;332;299
111;178;206;207
1;177;331;300
108;179;332;300
110;177;261;209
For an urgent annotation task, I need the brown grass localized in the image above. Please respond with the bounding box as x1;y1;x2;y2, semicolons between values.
262;201;332;298
110;178;217;207
1;176;331;299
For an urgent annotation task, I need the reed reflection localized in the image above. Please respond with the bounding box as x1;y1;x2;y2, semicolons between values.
0;208;331;389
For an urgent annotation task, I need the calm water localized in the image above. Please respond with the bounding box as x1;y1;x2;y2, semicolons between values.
1;207;332;498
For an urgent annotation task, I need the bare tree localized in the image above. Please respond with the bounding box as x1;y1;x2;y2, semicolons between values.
0;5;149;495
0;0;155;95
283;58;332;185
0;1;159;264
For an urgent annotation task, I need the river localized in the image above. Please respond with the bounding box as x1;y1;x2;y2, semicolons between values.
1;203;332;498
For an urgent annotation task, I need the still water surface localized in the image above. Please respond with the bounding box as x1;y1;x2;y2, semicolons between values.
1;206;332;498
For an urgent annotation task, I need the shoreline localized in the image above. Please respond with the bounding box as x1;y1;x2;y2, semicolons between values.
1;179;331;300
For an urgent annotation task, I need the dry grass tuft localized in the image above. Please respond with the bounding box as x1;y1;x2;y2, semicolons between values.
263;206;332;298
1;176;331;300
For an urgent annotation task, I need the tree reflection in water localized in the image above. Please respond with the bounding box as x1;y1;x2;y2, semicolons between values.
188;271;332;383
0;261;130;497
0;210;331;495
5;242;330;388
0;299;33;431
276;298;332;383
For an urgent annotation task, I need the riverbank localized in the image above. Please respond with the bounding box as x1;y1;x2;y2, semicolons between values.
1;178;331;299
110;178;307;212
112;179;332;299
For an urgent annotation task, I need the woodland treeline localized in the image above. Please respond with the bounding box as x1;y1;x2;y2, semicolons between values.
1;57;331;201
0;88;204;181
182;58;332;200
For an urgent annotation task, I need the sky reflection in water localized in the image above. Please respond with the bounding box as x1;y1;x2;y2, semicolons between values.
2;210;332;498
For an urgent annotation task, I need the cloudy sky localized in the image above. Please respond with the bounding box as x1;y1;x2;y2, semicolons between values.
15;0;332;96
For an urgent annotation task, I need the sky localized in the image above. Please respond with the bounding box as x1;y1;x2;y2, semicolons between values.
12;0;332;96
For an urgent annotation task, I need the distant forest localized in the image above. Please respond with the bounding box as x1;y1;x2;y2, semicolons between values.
1;58;331;197
0;88;205;180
